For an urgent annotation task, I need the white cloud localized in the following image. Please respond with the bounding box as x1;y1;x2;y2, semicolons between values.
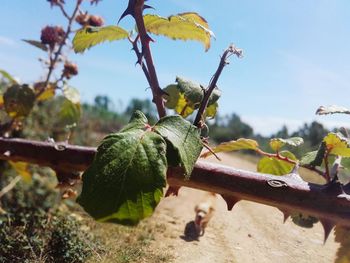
0;36;17;47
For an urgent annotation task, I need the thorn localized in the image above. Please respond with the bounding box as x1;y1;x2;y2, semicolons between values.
319;218;335;244
165;186;181;197
118;0;136;24
221;194;240;211
278;208;290;223
143;4;154;11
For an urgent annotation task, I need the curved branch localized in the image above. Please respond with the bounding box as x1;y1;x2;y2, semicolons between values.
133;0;166;118
0;137;349;227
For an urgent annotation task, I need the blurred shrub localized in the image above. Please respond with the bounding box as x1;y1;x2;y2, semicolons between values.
0;165;98;263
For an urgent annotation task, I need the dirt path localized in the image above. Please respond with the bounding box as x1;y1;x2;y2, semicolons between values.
150;153;339;263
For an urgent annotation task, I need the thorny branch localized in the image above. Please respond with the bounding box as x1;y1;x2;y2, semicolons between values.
132;0;167;119
0;137;349;230
194;44;242;127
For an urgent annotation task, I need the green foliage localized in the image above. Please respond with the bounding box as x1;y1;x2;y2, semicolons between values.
153;115;203;177
163;76;221;118
57;98;81;128
257;151;297;175
78;111;202;224
0;169;97;263
143;12;214;51
73;26;129;53
300;143;327;167
78;111;167;224
323;132;350;157
3;84;36;118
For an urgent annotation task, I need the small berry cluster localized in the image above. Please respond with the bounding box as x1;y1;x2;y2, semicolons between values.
40;26;65;49
75;13;104;27
62;62;79;79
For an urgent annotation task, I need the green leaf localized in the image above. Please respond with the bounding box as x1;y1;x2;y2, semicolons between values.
291;212;319;228
316;105;350;115
201;138;259;158
163;84;180;109
144;13;214;51
163;77;221;118
300;143;327;167
58;99;81;127
22;39;48;52
153;115;202;178
257;150;297;175
205;102;218;118
0;70;18;85
77;111;167;225
62;86;80;104
73;26;129;53
324;132;350;157
269;137;304;152
3;84;35;118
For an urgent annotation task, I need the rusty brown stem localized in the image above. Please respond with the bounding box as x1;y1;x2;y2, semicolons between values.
133;0;166;119
0;137;349;227
193;44;242;127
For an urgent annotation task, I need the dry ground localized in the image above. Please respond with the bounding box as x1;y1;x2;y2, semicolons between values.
147;153;339;263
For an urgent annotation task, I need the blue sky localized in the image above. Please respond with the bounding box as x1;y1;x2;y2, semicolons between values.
0;0;349;135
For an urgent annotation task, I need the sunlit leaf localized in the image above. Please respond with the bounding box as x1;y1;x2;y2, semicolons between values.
163;84;180;109
0;96;3;107
0;69;18;85
205;102;218;118
22;39;48;52
174;93;194;118
257;150;297;175
62;86;80;104
36;87;55;102
73;26;129;53
300;143;327;167
201;138;259;158
153;115;202;178
324;132;350;157
163;76;221;118
58;99;81;127
3;84;35;118
269;137;304;152
9;161;31;182
316;105;350;115
144;13;214;51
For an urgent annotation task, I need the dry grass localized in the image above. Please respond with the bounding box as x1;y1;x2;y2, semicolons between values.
85;216;173;263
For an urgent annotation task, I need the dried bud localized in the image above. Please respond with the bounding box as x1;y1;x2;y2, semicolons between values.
62;62;78;79
88;15;104;27
75;12;90;26
90;0;102;5
47;0;65;7
40;26;66;49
